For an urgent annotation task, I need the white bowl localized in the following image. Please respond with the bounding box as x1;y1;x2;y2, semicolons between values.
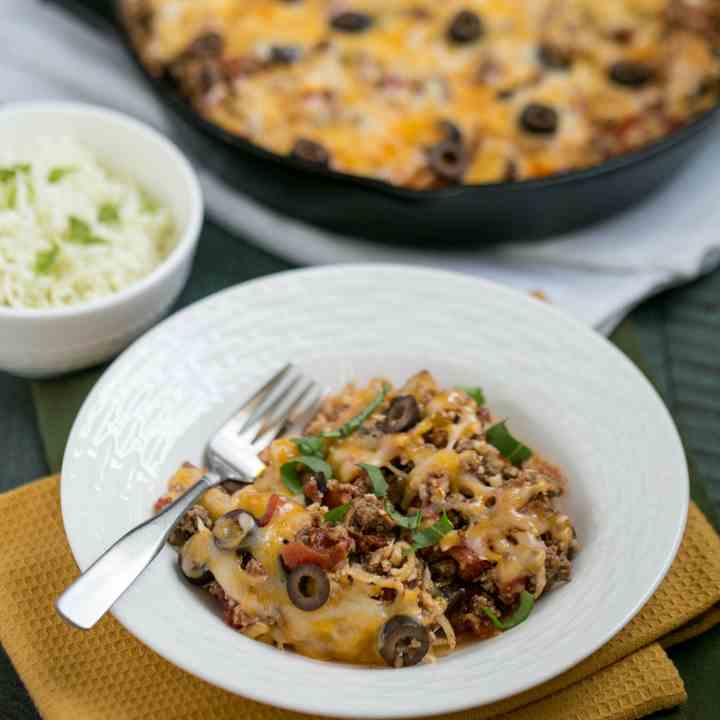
0;102;203;379
61;265;689;718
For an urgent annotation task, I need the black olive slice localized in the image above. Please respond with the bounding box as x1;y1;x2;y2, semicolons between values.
447;10;484;44
220;479;245;494
427;140;470;182
519;103;558;134
378;616;430;667
179;534;213;586
380;396;421;433
537;43;572;70
438;119;463;144
188;32;224;58
330;12;374;33
287;564;330;611
269;45;302;64
609;61;654;88
290;138;331;167
212;509;256;551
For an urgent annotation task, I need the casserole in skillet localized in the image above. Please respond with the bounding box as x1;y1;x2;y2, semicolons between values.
123;0;720;189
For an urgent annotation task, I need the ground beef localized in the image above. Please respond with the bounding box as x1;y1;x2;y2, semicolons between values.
353;533;392;553
424;427;449;448
447;546;492;581
470;592;500;617
167;504;212;547
324;479;358;508
417;471;450;505
496;579;527;606
545;544;572;589
668;0;720;44
348;495;394;534
302;475;325;504
208;582;274;631
453;610;497;639
458;450;489;483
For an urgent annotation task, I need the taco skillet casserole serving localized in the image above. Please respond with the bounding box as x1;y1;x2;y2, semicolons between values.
124;0;719;188
155;372;579;667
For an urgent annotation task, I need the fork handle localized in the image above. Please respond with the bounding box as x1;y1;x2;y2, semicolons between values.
56;473;218;630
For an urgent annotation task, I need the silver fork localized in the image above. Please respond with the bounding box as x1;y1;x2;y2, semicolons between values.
55;363;321;631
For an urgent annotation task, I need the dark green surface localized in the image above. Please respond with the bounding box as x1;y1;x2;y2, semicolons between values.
0;220;718;719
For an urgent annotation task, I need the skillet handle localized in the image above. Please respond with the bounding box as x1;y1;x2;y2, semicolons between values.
41;0;118;34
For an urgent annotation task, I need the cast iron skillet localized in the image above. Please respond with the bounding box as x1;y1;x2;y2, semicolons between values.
51;0;720;245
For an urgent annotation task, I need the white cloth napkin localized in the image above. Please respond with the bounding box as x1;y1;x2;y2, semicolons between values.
5;0;720;334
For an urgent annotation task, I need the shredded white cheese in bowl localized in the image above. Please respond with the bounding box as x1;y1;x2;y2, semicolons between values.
0;137;176;309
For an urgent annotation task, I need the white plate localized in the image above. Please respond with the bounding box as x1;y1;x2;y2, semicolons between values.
61;265;688;718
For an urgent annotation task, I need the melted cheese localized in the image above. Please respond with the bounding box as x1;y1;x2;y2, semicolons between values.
202;487;423;664
129;0;720;186
162;372;576;664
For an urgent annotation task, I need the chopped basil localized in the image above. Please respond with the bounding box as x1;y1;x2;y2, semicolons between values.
358;463;387;498
411;512;453;551
34;245;59;275
64;216;106;245
457;385;485;406
47;166;77;183
140;191;159;214
325;503;351;523
486;421;532;466
291;436;326;458
6;184;16;210
0;165;29;182
482;590;535;631
322;384;390;439
98;203;120;224
385;501;421;530
281;455;333;495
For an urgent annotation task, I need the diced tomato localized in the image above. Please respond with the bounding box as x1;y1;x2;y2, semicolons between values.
153;496;173;513
257;494;282;527
280;536;352;572
281;542;334;571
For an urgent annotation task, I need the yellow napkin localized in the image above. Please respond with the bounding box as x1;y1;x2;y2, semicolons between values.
1;477;719;720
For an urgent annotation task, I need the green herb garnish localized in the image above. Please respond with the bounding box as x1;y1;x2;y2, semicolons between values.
410;511;453;551
0;165;30;182
6;184;17;210
64;216;106;245
291;436;326;458
98;203;120;224
281;456;333;495
322;384;390;439
140;191;159;214
482;591;535;631
385;501;421;530
325;503;351;524
457;386;486;406
485;421;532;466
358;463;388;498
47;166;77;183
34;245;59;275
